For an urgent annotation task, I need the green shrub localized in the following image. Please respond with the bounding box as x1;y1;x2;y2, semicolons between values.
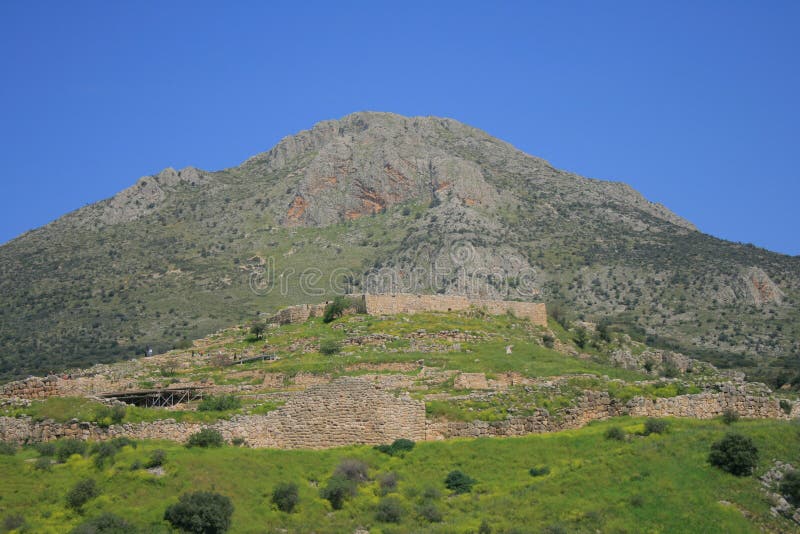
323;296;352;323
708;433;759;476
319;339;341;355
2;513;25;532
145;449;167;468
722;409;740;425
91;441;119;469
70;512;137;533
780;399;793;415
35;456;53;471
0;441;17;455
35;442;57;456
57;439;88;463
231;437;246;447
378;471;399;495
661;363;680;378
422;486;441;501
643;419;669;435
418;502;443;522
271;482;299;513
320;476;356;510
605;426;627;441
375;496;404;523
444;470;475;494
529;465;551;477
542;334;555;349
198;395;241;412
164;491;234;534
780;470;800;506
478;519;492;534
66;478;100;510
374;438;415;456
186;428;225;448
334;458;369;483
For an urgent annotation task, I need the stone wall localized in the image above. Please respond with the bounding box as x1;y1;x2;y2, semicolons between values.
0;378;426;450
363;293;547;326
0;376;62;399
426;387;791;440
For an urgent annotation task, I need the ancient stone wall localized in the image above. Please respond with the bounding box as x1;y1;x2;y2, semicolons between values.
363;293;547;326
0;376;62;399
0;378;426;450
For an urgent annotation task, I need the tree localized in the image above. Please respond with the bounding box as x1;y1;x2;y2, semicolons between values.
573;327;588;349
164;491;234;534
249;322;266;340
271;482;299;513
708;433;759;476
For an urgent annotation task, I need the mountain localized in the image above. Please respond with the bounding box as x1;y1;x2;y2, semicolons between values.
1;111;798;382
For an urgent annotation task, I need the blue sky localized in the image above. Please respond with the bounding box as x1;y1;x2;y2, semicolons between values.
1;1;798;255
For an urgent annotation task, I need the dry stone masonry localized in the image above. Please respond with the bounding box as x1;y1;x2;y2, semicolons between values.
269;293;547;327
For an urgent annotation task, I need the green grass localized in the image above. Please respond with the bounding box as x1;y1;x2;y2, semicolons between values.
1;418;798;533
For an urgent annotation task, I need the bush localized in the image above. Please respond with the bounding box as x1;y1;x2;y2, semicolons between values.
643;419;669;435
70;512;137;533
542;334;555;349
605;426;627;441
780;470;800;506
164;491;234;534
271;482;299;513
722;409;740;425
320;476;356;510
319;339;341;355
375;496;404;523
444;470;475;494
334;458;369;483
478;519;492;534
322;296;352;323
529;465;550;477
2;513;25;532
91;442;119;469
66;478;100;510
421;486;441;501
35;456;53;471
378;471;399;495
198;395;241;412
0;441;17;455
374;438;415;457
780;399;793;415
93;404;126;427
418;502;443;523
35;442;57;457
186;428;224;448
57;439;88;463
708;433;759;476
145;449;167;469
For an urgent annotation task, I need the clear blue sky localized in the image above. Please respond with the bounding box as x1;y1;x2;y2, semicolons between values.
1;1;798;255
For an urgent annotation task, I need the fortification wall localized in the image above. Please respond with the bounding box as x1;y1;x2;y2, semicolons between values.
0;376;63;399
363;293;546;326
0;377;426;449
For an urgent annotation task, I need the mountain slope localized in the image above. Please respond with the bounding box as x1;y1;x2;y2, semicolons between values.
1;111;798;381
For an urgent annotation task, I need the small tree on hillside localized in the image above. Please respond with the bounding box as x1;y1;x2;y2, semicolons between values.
164;491;234;534
249;322;266;340
323;296;351;323
708;433;759;476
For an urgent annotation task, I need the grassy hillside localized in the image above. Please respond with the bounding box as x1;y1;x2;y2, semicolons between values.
1;418;798;533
